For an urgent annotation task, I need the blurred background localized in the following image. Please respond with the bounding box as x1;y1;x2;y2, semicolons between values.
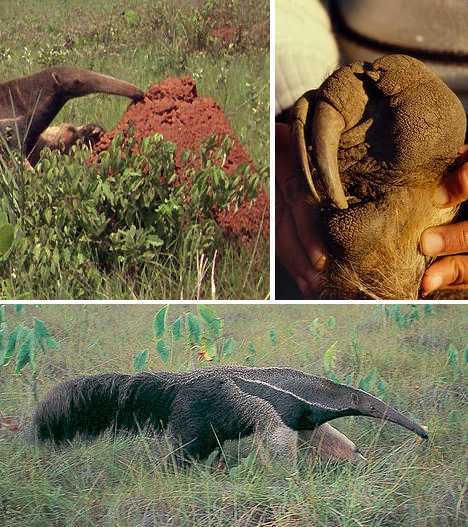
276;0;468;116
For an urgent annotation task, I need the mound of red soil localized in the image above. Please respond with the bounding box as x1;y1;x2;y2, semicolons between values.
93;77;268;241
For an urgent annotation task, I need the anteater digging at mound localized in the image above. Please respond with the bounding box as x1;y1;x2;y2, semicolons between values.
33;366;428;466
0;67;143;163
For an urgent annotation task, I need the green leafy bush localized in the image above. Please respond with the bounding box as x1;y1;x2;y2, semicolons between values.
0;132;262;298
383;304;433;329
133;304;241;370
0;304;58;401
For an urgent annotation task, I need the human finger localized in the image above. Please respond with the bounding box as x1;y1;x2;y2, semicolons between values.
421;255;468;295
289;196;327;272
420;221;468;256
276;206;323;297
434;158;468;207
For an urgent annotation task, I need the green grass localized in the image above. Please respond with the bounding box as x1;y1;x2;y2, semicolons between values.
0;304;466;526
0;0;269;299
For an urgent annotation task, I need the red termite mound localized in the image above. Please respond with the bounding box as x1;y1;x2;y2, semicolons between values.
93;76;268;242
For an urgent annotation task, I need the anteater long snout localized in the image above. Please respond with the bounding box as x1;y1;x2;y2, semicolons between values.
72;69;144;101
357;390;428;440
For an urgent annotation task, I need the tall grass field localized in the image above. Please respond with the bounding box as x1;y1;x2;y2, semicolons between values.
0;304;466;526
0;0;269;300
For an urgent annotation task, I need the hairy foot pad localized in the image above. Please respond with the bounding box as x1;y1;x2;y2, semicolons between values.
93;76;268;241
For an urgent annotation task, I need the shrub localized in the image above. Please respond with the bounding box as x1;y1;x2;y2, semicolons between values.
0;132;262;298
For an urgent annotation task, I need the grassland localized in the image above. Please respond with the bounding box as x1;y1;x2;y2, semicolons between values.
0;0;269;299
0;304;466;526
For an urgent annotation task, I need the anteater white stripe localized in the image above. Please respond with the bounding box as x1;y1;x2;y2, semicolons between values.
232;376;339;412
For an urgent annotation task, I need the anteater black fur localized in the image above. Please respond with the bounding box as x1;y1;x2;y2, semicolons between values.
32;370;260;462
33;373;179;443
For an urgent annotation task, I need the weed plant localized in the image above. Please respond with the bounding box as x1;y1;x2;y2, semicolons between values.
0;133;266;299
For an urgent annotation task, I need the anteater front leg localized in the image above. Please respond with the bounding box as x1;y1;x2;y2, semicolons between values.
298;423;364;462
167;376;298;466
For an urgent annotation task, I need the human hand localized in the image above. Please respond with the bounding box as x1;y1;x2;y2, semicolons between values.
276;123;326;298
420;145;468;296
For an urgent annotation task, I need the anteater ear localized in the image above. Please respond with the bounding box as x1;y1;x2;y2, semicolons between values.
52;72;62;87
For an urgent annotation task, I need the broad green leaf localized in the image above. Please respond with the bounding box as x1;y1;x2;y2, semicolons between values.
385;305;400;319
222;337;235;358
156;340;170;363
125;9;140;25
197;304;217;325
409;305;420;322
269;329;277;346
359;368;378;391
171;316;182;340
463;345;468;365
0;223;14;257
2;326;23;366
377;380;387;396
327;371;340;383
153;305;168;338
198;305;223;338
447;343;458;369
14;305;25;314
0;305;5;324
133;350;149;372
326;316;336;330
244;341;257;366
33;318;50;340
45;336;59;350
187;313;201;345
323;341;338;371
345;372;354;385
15;330;34;373
424;304;434;316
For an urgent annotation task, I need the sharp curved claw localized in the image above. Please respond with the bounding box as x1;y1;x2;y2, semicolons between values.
291;91;322;204
311;100;348;209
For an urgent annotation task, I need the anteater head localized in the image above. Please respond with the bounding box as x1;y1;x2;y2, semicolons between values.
308;379;428;440
49;67;144;102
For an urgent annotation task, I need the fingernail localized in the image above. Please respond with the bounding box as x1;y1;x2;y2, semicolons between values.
420;231;445;256
423;273;443;294
312;254;327;272
433;186;449;206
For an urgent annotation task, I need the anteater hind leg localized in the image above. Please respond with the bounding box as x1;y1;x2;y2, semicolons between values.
167;375;298;466
298;423;365;462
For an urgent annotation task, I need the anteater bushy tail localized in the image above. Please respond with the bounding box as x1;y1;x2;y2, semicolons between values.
32;373;173;443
